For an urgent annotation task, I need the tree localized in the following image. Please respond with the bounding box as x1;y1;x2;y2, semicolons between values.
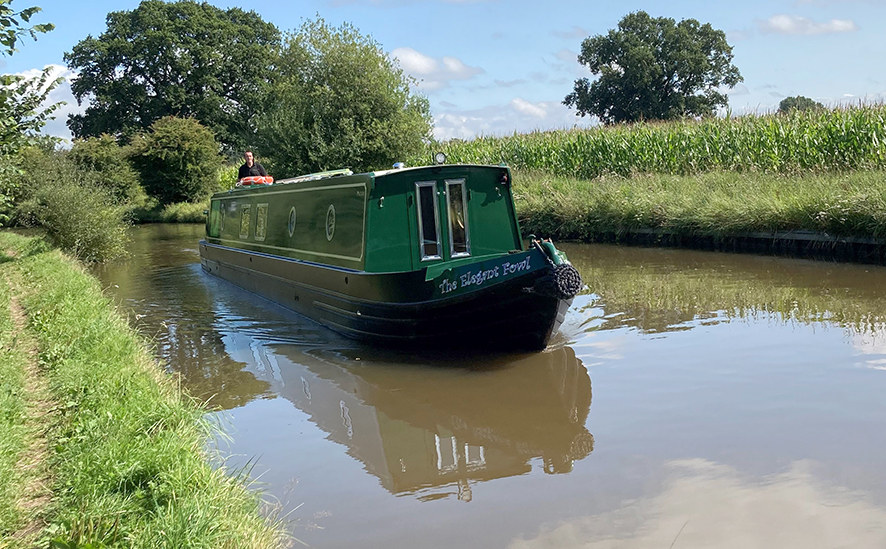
128;116;221;204
68;134;141;201
252;17;432;177
564;11;743;124
0;0;58;155
0;0;58;226
778;96;824;114
63;0;280;152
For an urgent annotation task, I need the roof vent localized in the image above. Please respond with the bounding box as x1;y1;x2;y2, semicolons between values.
393;162;405;169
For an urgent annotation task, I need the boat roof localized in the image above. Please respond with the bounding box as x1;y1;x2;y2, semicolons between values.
215;164;510;197
371;163;508;177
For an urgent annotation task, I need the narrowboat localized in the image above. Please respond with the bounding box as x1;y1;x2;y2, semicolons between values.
199;161;582;351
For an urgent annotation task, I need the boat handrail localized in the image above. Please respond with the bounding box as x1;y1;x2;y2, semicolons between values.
276;169;354;185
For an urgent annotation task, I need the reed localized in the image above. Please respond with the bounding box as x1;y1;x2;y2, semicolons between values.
410;104;886;178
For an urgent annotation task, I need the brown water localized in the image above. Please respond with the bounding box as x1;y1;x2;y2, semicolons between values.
93;224;886;548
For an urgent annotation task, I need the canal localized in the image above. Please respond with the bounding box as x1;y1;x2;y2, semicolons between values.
92;223;886;548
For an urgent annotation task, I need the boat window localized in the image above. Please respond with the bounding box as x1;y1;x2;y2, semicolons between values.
239;204;250;239
208;201;221;237
255;203;268;241
445;179;470;257
415;181;441;261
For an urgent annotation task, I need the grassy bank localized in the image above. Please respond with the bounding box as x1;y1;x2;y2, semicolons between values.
415;104;886;179
0;232;286;548
0;247;31;539
514;169;886;242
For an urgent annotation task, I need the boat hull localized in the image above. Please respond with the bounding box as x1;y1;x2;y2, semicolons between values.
199;241;572;351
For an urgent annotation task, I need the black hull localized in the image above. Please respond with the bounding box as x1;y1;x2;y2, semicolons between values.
199;242;572;351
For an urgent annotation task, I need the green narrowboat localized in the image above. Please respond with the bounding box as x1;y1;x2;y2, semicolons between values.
199;162;582;351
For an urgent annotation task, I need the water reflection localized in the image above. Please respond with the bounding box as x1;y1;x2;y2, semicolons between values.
509;459;886;548
226;340;594;501
91;224;272;408
563;242;886;335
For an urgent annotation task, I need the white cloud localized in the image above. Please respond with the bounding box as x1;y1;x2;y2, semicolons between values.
510;98;547;118
494;79;528;88
726;83;751;96
509;459;886;548
433;98;594;141
391;47;483;91
758;14;859;35
551;26;588;40
14;64;83;144
555;49;578;62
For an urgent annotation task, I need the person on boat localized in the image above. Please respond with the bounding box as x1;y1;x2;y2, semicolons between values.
238;150;267;180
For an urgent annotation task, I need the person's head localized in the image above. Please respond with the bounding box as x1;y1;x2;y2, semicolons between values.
243;151;254;166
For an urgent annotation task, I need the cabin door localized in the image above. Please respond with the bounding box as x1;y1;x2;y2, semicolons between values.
411;179;471;269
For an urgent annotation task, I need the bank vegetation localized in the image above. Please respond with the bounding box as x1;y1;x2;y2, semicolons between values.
0;231;288;548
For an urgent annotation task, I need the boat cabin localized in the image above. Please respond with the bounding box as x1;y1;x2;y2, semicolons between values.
205;165;524;274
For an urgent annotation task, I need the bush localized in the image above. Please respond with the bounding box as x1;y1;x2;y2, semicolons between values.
129;117;222;205
15;149;130;262
68;134;141;201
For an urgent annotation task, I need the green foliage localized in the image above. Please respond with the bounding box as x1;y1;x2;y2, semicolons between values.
416;103;886;178
216;164;238;191
63;0;280;152
0;66;62;157
564;11;742;124
0;1;60;228
14;148;130;262
0;0;53;56
0;266;29;540
253;17;432;177
779;95;824;113
514;169;886;240
68;135;141;201
129;116;222;205
5;244;287;548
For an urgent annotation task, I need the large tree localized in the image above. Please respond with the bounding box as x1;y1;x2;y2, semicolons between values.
63;0;280;152
564;11;742;124
778;96;824;114
252;17;432;177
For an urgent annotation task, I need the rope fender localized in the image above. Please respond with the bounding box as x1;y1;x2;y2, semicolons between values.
525;237;584;299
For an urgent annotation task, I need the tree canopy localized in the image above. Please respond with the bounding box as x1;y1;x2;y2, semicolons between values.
564;11;743;124
778;96;824;114
129;116;221;204
252;18;432;177
63;0;280;152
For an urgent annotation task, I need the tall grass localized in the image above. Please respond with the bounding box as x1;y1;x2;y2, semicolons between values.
1;235;287;548
411;104;886;178
514;169;886;240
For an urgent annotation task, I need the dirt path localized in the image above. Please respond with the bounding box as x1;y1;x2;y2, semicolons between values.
3;256;55;545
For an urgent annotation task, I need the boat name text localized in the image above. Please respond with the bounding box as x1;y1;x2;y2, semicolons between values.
438;256;531;295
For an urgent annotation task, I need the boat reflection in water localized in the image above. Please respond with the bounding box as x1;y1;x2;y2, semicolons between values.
230;338;594;501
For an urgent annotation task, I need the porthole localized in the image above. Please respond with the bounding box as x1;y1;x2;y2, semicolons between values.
326;204;336;242
288;207;297;237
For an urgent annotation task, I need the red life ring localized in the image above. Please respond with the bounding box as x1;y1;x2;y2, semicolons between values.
239;175;274;186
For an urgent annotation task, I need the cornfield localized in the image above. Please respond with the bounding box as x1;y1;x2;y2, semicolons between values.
410;104;886;178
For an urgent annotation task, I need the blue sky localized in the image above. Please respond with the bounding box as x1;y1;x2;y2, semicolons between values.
3;0;885;142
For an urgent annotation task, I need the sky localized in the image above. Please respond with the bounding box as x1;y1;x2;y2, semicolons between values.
2;0;885;143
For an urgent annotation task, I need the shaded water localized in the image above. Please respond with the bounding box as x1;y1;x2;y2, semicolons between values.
93;224;886;548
